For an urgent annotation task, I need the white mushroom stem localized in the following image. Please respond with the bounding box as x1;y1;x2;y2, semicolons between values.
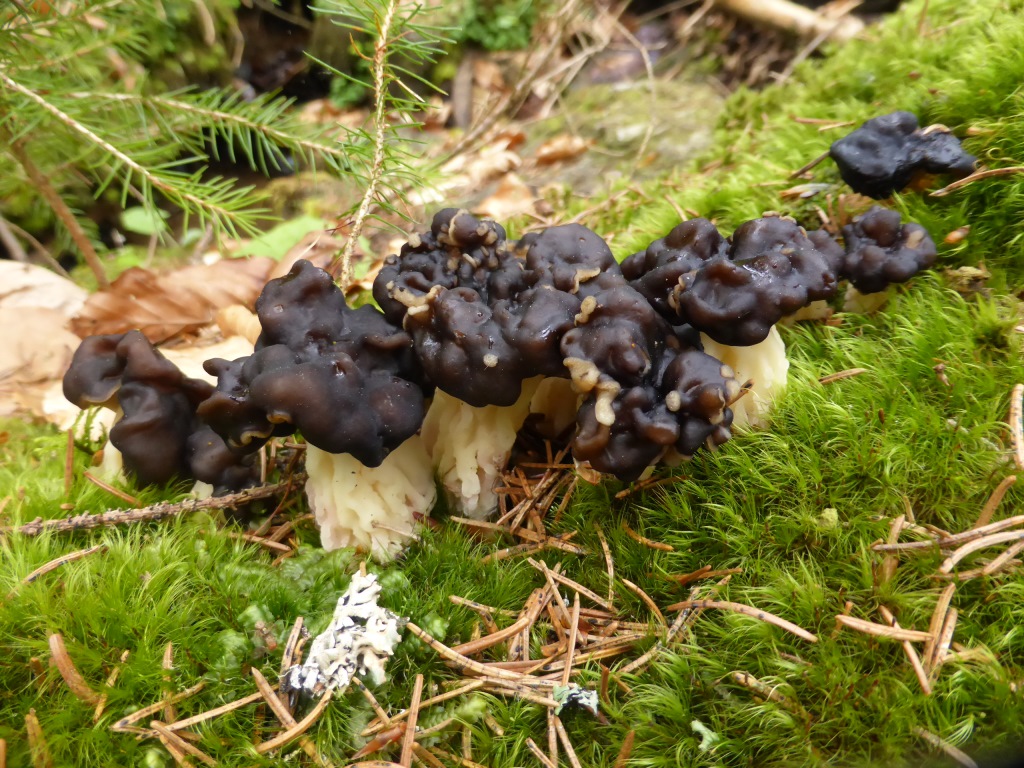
421;377;543;519
700;327;790;430
843;285;893;314
305;436;437;561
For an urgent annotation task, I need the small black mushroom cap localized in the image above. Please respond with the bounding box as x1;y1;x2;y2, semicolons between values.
673;216;837;346
187;425;259;495
830;111;976;199
492;287;581;377
404;286;525;407
658;346;736;457
519;223;622;297
840;206;937;294
572;386;679;481
622;218;727;319
63;333;129;409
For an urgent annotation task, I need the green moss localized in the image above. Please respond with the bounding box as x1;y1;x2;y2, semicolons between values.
5;0;1024;765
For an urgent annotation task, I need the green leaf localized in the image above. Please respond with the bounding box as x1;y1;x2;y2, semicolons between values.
120;206;169;236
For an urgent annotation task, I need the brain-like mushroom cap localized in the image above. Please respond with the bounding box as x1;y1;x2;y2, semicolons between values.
672;216;838;346
518;223;622;297
202;259;428;466
186;425;258;496
621;218;728;318
829;111;976;199
840;206;937;294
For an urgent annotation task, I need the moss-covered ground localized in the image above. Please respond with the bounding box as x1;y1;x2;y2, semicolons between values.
4;0;1024;765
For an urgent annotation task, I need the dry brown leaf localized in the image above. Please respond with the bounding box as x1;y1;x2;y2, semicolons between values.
71;258;275;343
476;173;538;222
535;134;592;166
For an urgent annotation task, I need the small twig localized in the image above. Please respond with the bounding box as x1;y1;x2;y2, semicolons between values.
974;476;1016;529
165;689;265;732
666;600;817;642
931;166;1024;197
547;708;558;768
400;675;424;767
929;608;958;675
527;558;614;612
560;594;581;687
82;472;141;506
7;136;110;289
7;477;303;536
112;683;205;731
872;514;1024;552
913;727;978;768
48;633;101;704
161;643;176;723
981;539;1024;576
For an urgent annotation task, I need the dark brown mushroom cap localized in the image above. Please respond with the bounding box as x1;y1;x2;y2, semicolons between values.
829;111;976;199
491;287;580;377
658;346;736;457
96;331;216;486
806;228;846;277
63;333;129;409
404;286;525;407
518;223;622;297
840;206;937;294
187;425;259;496
621;218;728;318
573;385;679;481
560;286;668;388
672;216;838;346
202;260;428;465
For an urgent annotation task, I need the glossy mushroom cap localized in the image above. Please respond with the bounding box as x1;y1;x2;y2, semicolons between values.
829;111;976;199
201;259;427;467
840;206;938;294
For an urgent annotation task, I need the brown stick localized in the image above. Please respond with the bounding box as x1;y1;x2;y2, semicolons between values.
400;675;424;767
7;478;303;536
7;137;109;289
714;0;863;41
48;634;101;704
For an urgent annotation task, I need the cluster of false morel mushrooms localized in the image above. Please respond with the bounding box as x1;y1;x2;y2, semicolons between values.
63;112;975;559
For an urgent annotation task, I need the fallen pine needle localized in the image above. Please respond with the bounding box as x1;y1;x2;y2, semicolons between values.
940;530;1024;573
982;539;1024;576
667;600;818;643
165;689;265;733
593;521;615;606
872;514;1024;552
399;675;423;767
150;722;215;767
930;165;1024;197
452;615;532;656
553;716;583;768
83;471;141;506
526;738;557;768
16;544;107;591
48;633;100;704
113;683;205;731
614;730;635;768
1011;383;1024;470
255;687;332;754
403;623;526;682
818;368;868;384
363;680;487;736
730;671;806;717
913;727;978;768
622;522;674;551
930;608;958;675
162;643;176;724
428;748;487;768
878;606;931;695
974;475;1016;529
619;578;667;629
835;615;932;642
93;649;130;722
25;710;53;768
560;593;581;687
527;558;614;612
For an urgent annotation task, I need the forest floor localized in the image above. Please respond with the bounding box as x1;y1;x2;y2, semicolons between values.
3;1;1024;766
